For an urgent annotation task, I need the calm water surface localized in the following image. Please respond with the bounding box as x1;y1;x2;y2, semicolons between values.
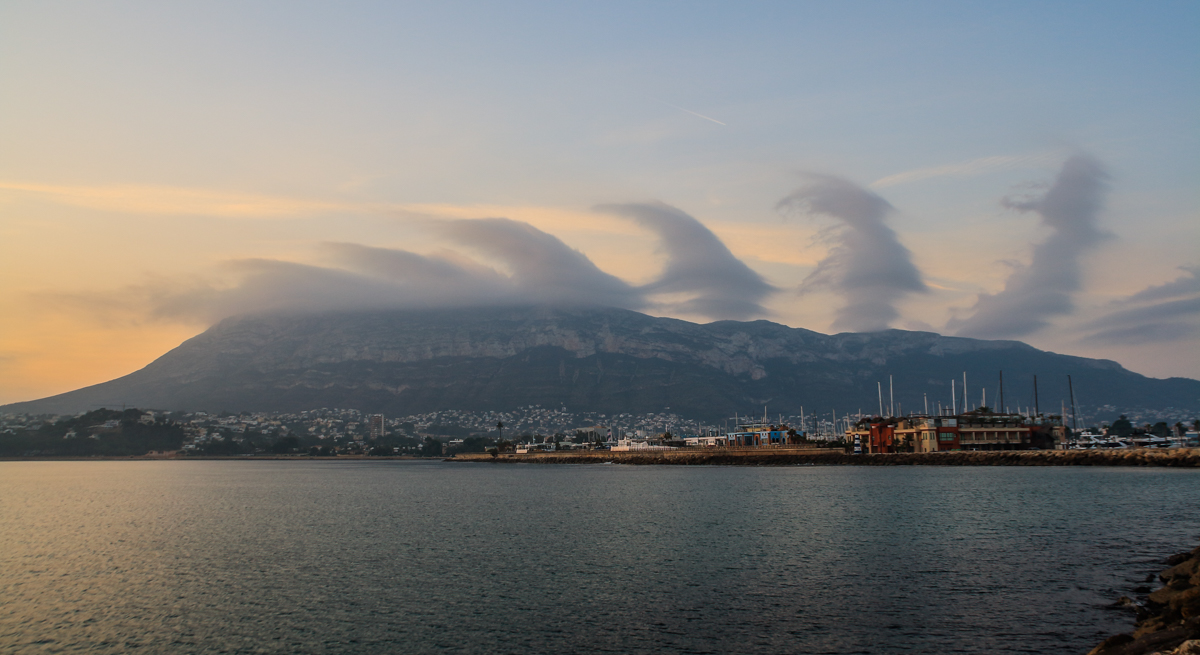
1;461;1198;654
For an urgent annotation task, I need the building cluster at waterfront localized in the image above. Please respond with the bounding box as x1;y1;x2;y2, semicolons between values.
2;402;1197;457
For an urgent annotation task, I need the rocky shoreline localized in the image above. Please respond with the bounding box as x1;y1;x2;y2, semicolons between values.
1090;542;1200;655
452;448;1200;467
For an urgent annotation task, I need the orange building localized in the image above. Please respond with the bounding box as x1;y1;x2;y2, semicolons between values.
849;412;1065;453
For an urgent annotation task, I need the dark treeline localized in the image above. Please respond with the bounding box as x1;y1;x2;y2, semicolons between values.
0;409;185;457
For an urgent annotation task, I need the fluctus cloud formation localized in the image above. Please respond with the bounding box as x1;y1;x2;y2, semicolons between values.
950;154;1109;339
123;203;774;324
47;156;1174;349
776;175;927;332
596;202;775;318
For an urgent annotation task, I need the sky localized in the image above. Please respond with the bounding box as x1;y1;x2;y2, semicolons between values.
1;1;1197;405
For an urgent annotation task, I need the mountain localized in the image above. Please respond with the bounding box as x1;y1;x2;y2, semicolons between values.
4;306;1197;422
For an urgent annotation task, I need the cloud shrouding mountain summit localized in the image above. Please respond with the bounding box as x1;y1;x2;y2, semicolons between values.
81;205;782;325
596;201;775;318
776;175;927;332
433;217;645;309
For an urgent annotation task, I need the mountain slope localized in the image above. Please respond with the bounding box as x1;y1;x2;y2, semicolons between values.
4;306;1197;421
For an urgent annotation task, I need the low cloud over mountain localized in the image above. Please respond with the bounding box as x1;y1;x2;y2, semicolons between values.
596;201;775;318
776;175;927;332
1083;265;1200;345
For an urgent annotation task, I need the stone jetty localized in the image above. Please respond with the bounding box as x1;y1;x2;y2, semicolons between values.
451;448;1200;467
1090;542;1200;655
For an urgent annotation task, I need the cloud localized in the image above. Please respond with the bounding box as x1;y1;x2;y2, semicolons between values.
321;242;510;298
658;101;727;126
36;209;789;327
0;181;358;218
34;260;408;326
869;152;1059;189
596;202;775;318
33;224;641;325
1082;321;1200;347
434;218;644;309
1122;265;1200;305
1081;267;1200;345
949;154;1110;339
775;175;926;332
149;260;432;323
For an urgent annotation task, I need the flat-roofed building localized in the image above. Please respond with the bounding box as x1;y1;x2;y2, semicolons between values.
368;414;385;439
853;412;1063;452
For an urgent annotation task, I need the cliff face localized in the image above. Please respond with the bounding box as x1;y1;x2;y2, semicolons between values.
3;306;1196;419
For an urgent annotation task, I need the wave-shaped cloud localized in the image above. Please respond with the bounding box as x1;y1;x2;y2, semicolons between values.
49;207;781;325
433;217;645;310
596;201;775;318
949;154;1110;339
776;175;926;332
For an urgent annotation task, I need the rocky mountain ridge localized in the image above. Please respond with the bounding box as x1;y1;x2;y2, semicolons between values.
3;306;1195;421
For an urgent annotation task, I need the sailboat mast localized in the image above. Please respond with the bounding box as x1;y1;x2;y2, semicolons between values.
1068;375;1078;431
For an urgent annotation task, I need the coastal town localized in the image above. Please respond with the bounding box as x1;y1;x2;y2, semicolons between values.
1;403;1197;458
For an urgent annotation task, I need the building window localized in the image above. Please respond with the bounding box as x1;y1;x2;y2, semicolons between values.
939;432;956;442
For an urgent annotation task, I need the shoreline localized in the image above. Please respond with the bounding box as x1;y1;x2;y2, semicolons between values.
1090;541;1200;655
0;455;424;462
2;449;1198;467
450;448;1200;467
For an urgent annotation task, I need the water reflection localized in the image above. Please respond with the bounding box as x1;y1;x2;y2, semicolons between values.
0;461;1196;653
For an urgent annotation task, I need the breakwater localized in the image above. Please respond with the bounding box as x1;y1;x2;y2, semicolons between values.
1090;542;1200;655
452;448;1200;467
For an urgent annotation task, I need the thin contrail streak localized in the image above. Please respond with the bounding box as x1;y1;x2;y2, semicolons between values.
659;101;726;126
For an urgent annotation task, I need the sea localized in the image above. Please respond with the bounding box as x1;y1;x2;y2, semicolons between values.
1;460;1197;654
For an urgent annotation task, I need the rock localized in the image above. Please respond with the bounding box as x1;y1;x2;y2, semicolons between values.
1090;634;1135;655
1163;559;1200;583
1152;587;1186;606
1167;553;1193;566
1177;639;1200;655
1175;588;1200;613
1100;623;1200;655
1094;545;1200;655
1138;618;1169;638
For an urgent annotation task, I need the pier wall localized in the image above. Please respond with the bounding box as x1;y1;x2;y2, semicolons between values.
452;448;1200;467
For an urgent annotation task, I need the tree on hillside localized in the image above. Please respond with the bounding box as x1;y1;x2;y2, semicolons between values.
1110;415;1133;438
420;437;443;457
271;434;301;454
